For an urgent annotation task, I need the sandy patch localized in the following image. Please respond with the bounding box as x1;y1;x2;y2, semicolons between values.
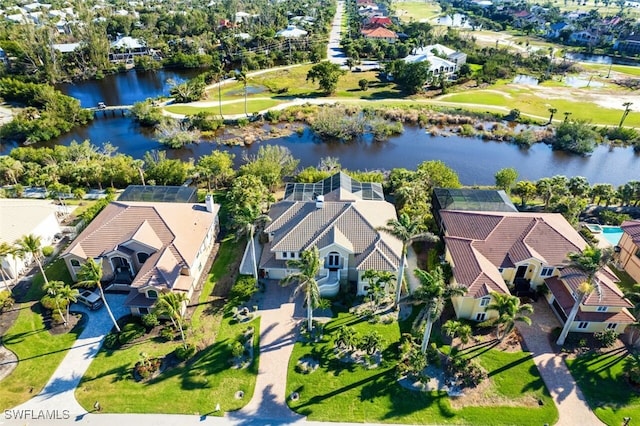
0;344;18;382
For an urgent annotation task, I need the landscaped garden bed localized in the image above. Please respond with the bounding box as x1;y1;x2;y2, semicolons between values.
286;309;557;425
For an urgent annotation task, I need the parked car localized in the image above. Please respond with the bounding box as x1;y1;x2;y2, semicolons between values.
76;289;103;310
97;102;107;109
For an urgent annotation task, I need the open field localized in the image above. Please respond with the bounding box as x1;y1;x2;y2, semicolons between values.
286;311;556;425
392;0;442;22
166;99;282;116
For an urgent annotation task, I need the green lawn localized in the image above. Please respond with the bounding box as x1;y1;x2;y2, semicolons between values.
165;99;282;116
566;348;638;426
286;311;557;424
75;240;259;414
392;1;441;22
0;258;81;410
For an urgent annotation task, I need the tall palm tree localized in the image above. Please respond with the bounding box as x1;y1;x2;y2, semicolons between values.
77;258;121;332
18;234;47;285
485;292;533;341
234;204;271;281
556;245;613;345
619;102;633;128
378;213;440;308
235;69;248;117
281;247;321;331
547;107;557;125
153;291;189;349
211;62;225;120
0;242;15;293
413;266;467;352
44;280;67;327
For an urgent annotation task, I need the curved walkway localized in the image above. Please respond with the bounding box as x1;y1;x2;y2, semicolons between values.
516;299;604;426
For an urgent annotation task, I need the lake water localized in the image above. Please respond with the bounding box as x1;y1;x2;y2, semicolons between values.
2;69;638;187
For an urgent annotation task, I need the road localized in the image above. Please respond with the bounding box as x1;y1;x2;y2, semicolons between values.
327;1;347;66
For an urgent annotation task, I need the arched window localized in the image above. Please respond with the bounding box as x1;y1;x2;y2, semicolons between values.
147;289;158;299
70;259;81;267
137;252;150;264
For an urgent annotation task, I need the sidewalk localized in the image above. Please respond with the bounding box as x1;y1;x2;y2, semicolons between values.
516;299;604;426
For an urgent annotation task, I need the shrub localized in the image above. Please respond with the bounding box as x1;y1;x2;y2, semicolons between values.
0;290;14;312
159;326;175;342
40;294;69;312
141;313;159;330
227;275;258;312
118;322;146;345
175;343;196;361
231;340;245;358
103;332;120;349
358;79;369;91
41;246;54;257
594;328;618;348
513;129;537;147
237;118;250;127
599;210;631;226
460;124;475;137
447;355;486;388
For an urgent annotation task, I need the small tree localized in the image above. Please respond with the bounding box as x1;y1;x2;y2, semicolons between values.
77;258;121;332
334;326;358;351
442;319;472;350
18;234;47;285
281;247;321;331
43;280;68;327
485;292;533;341
494;168;519;195
358;330;385;355
153;291;189;349
306;61;346;95
358;79;369;91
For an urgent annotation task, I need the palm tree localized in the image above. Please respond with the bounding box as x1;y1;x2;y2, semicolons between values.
547;107;557;125
413;266;466;352
281;247;321;331
234;204;271;281
77;258;121;332
44;280;68;327
485;292;533;341
362;269;396;311
442;319;472;350
153;291;189;349
334;325;358;351
563;111;572;122
345;58;355;71
235;69;249;117
378;213;440;308
18;234;47;285
556;245;613;345
0;242;16;293
59;284;79;326
211;62;225;120
619;102;633;128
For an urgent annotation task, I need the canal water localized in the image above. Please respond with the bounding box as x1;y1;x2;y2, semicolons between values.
2;69;639;187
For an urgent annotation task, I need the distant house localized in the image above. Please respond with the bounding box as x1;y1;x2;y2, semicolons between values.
361;26;398;43
276;25;308;38
52;43;82;54
403;44;467;78
439;210;635;334
570;30;600;45
618;220;640;284
257;172;402;297
618;35;640;55
365;16;392;27
62;198;219;316
547;22;569;39
109;36;149;62
0;199;66;281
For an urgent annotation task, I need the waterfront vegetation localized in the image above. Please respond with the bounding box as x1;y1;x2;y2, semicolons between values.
0;259;80;410
286;310;556;424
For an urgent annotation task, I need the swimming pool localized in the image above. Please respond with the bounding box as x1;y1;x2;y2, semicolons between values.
601;226;623;246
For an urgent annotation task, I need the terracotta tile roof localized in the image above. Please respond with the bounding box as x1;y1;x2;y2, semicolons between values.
441;210;588;296
361;27;398;38
621;220;640;245
262;193;401;272
558;266;633;308
63;201;217;295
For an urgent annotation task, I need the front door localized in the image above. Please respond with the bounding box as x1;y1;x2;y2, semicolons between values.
327;252;340;269
515;265;528;279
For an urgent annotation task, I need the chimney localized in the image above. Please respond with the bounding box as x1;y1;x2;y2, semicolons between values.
316;194;324;209
205;194;214;213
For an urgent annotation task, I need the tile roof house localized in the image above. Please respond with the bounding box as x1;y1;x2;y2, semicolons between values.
403;44;467;79
259;172;402;297
361;26;398;43
618;220;640;284
440;210;634;334
62;197;219;316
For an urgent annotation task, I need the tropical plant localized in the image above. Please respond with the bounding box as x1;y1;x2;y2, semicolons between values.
306;61;346;95
547;107;557;125
281;247;321;331
235;69;249;117
334;325;358;351
619;102;633;128
378;213;440;308
153;291;189;349
358;330;385;355
0;242;16;293
77;258;121;332
18;234;47;285
413;266;467;352
442;319;472;350
59;283;79;326
362;269;396;311
485;292;533;341
43;280;68;327
233;204;271;281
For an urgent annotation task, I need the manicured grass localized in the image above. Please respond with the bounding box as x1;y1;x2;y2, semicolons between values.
582;63;640;78
566;348;638;426
610;265;637;293
75;240;259;414
440;87;640;127
0;258;81;410
393;1;441;22
165;99;282;116
286;311;557;424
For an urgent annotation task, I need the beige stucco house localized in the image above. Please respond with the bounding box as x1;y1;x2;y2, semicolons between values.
259;172;402;297
440;210;634;334
62;197;219;315
618;220;640;285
